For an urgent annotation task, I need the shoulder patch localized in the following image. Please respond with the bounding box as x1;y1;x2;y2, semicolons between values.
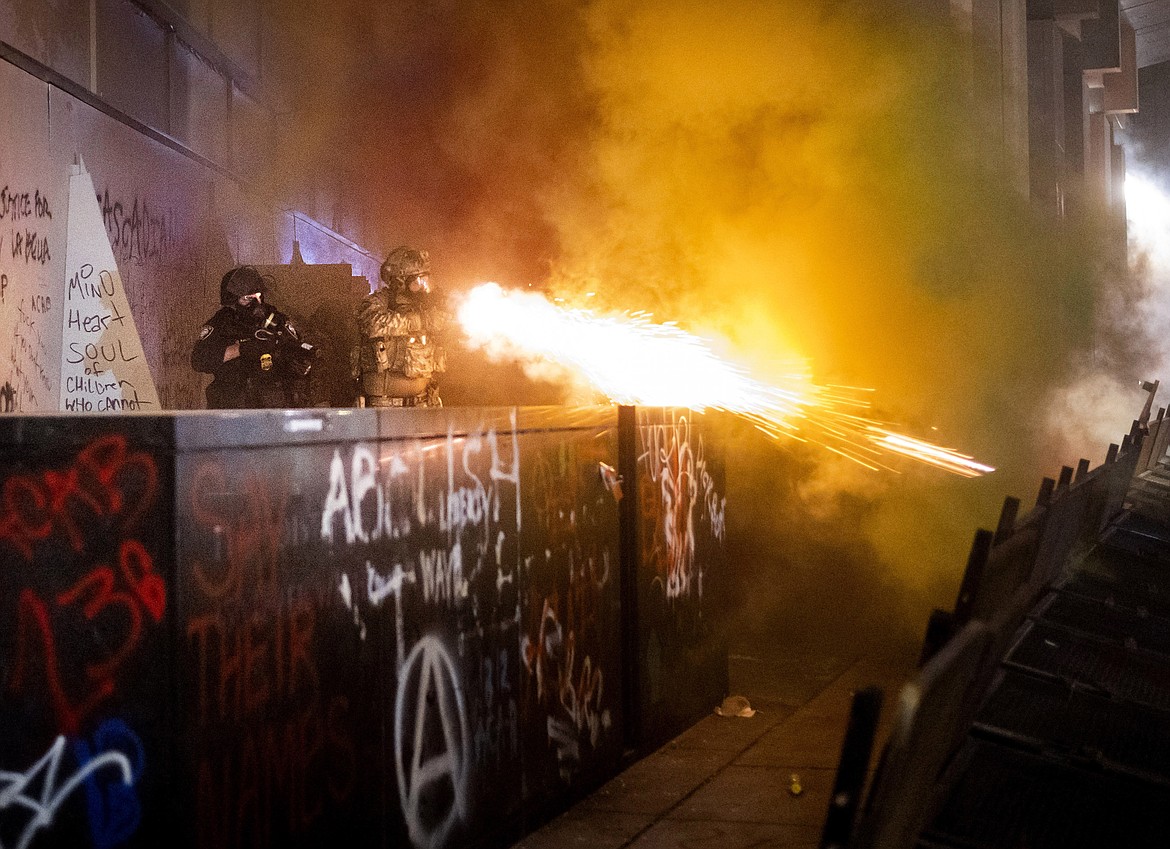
198;325;214;340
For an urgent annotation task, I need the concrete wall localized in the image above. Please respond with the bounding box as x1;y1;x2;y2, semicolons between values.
0;0;383;414
0;53;379;413
1025;0;1135;227
1128;61;1170;166
952;0;1032;193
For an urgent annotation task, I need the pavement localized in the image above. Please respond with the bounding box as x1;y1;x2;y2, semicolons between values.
510;639;919;849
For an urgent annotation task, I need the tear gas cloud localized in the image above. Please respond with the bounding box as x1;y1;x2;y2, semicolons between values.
1036;167;1168;466
277;0;1146;649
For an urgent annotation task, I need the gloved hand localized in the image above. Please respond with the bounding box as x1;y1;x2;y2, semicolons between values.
257;306;291;334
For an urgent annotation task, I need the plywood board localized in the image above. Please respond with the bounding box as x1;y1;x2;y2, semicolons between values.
60;158;160;411
0;60;64;412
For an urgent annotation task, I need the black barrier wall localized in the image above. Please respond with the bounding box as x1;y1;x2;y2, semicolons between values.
629;407;729;750
0;405;726;849
0;417;178;849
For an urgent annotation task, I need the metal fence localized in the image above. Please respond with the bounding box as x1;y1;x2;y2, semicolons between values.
827;413;1159;849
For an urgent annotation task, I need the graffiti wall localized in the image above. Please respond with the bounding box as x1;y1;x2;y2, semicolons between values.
635;408;728;748
0;417;175;849
517;419;624;811
0;62;63;413
0;405;723;849
0;57;377;413
177;421;380;849
176;406;625;849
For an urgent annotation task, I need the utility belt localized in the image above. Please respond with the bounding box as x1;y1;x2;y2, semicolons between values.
365;393;429;408
360;367;430;400
207;373;285;410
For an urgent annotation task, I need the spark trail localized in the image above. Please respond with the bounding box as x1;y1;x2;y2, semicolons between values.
457;282;993;477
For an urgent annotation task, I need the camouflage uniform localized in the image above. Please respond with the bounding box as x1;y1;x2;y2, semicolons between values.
353;247;446;407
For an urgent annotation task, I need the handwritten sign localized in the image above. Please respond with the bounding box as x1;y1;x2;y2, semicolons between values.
59;158;159;412
0;60;60;413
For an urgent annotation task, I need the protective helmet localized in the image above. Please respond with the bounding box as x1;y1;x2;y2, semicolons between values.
380;247;431;288
220;266;269;306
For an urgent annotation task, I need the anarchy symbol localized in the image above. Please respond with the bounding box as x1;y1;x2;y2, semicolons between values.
395;634;471;849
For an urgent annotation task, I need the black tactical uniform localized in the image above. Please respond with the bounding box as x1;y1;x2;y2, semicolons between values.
191;266;315;409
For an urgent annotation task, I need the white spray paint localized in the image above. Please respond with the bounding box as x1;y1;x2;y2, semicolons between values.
394;635;471;849
0;736;133;849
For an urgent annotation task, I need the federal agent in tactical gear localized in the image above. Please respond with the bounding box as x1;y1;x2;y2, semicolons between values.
191;265;317;409
353;246;446;407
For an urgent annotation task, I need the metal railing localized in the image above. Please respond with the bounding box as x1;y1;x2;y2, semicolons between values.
823;410;1158;849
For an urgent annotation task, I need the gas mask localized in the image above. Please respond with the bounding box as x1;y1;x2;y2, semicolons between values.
220;266;271;315
233;292;268;323
394;274;433;307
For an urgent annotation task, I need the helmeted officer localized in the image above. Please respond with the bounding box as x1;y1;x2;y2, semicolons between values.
352;246;446;407
191;265;315;409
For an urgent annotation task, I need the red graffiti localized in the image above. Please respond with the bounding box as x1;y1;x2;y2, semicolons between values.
521;589;613;781
118;537;166;621
557;630;607;749
190;461;287;600
9;540;165;734
186;586;350;849
9;589;114;735
195;696;355;849
639;417;701;600
186;596;318;725
0;433;157;559
522;593;561;702
566;550;609;637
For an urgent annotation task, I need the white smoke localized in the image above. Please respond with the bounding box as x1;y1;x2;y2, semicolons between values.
1041;170;1170;461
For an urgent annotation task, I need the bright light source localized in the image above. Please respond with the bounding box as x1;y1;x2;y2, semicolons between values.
1126;174;1170;265
458;282;994;476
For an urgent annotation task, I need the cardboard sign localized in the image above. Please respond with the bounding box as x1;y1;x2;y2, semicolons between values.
59;158;159;412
